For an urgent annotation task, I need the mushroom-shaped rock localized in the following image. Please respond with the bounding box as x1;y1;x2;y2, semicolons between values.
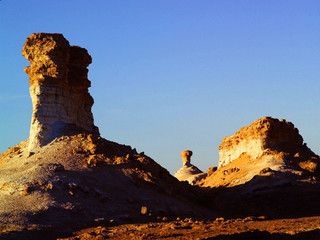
174;150;207;185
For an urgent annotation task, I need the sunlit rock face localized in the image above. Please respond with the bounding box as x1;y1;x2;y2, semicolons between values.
202;116;320;188
22;33;99;152
218;117;303;168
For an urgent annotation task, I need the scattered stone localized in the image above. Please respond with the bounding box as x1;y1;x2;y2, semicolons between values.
223;167;240;175
299;160;318;173
243;216;254;221
47;163;65;172
140;206;148;215
86;155;98;167
46;182;53;190
259;167;273;175
19;186;31;196
94;217;105;222
27;152;35;158
207;166;217;176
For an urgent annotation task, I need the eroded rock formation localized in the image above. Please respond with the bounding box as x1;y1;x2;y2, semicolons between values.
174;150;207;185
22;33;99;152
202;116;320;188
218;117;303;168
0;33;208;235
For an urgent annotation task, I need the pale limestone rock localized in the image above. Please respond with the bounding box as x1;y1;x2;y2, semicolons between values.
218;117;303;168
174;150;207;185
22;33;99;152
203;117;320;188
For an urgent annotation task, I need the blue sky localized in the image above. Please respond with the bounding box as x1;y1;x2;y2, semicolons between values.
1;1;319;173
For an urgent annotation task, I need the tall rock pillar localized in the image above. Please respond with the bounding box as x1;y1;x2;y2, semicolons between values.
22;33;99;152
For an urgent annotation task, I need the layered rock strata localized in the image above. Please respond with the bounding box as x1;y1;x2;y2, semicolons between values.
202;117;320;188
22;33;99;152
218;117;303;168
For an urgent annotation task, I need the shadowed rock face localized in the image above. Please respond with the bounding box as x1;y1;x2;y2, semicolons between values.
22;33;99;152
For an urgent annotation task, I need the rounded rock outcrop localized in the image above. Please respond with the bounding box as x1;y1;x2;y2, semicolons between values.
218;117;303;168
202;116;320;188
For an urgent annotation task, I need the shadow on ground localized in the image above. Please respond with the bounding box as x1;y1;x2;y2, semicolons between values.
207;229;320;240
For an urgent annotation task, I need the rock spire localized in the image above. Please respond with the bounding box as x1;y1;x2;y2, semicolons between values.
22;33;99;152
174;150;207;185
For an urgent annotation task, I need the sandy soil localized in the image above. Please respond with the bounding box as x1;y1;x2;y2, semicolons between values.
58;216;320;240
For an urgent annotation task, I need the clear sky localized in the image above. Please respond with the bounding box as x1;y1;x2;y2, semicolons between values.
1;1;319;173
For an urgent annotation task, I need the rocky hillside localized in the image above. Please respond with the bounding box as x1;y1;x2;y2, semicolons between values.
0;33;208;238
200;117;320;218
0;134;207;237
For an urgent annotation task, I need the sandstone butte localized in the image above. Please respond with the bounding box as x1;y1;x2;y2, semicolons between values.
218;116;304;168
1;33;320;239
202;116;320;188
